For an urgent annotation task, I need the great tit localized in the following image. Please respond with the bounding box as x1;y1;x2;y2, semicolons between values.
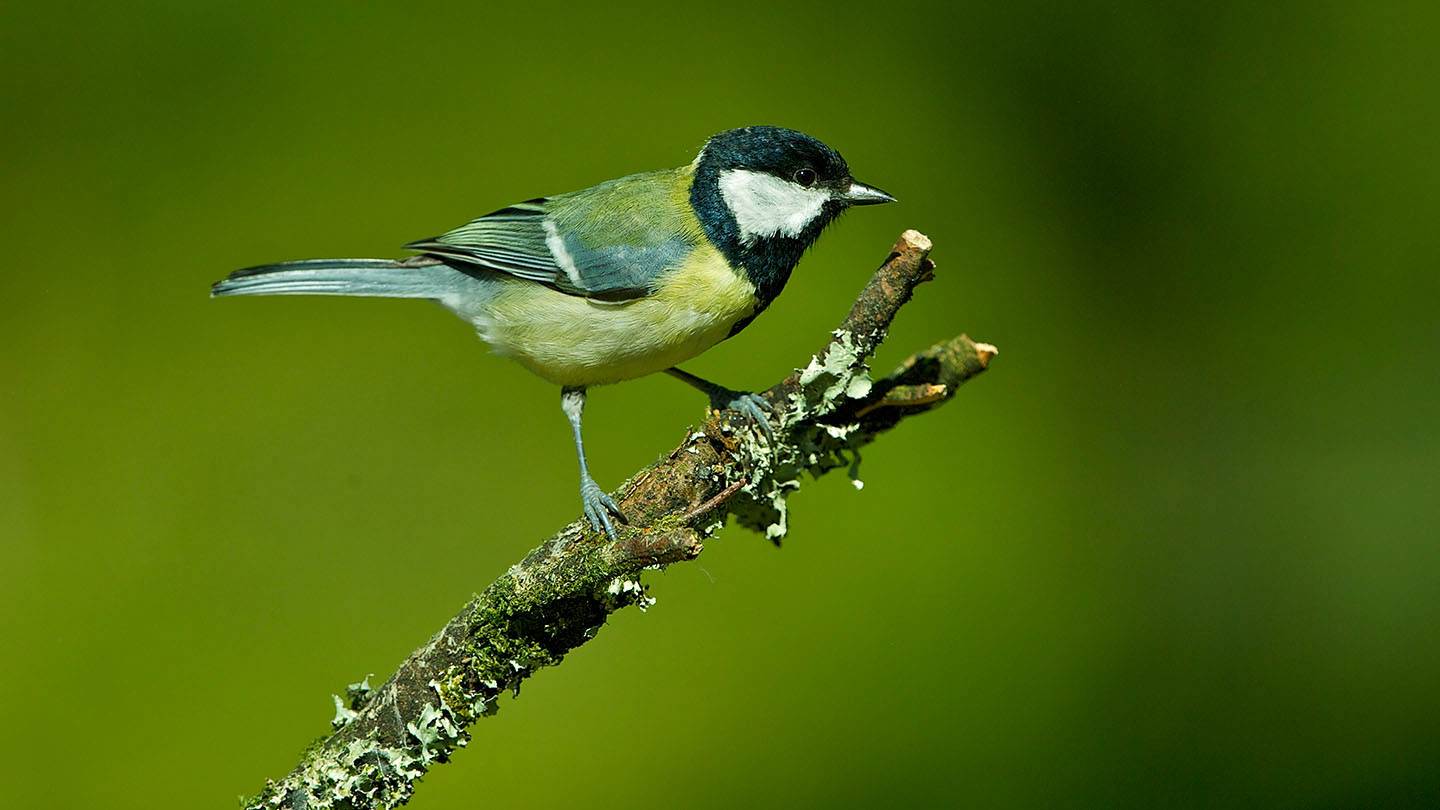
213;126;895;539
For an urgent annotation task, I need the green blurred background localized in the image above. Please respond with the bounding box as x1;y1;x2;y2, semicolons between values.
2;1;1437;807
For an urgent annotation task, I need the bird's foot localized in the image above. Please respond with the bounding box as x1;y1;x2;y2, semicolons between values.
709;388;776;443
580;473;626;540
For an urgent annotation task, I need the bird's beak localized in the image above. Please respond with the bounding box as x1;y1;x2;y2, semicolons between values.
843;181;897;206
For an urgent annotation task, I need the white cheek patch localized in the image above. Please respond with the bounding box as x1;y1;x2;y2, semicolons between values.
718;169;829;244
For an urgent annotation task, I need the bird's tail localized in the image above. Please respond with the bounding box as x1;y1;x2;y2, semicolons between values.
211;257;459;300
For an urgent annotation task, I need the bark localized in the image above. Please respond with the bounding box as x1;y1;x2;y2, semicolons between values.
245;230;997;809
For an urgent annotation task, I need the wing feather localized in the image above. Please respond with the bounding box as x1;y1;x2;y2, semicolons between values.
403;169;705;302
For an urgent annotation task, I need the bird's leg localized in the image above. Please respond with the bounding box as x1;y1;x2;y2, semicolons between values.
665;367;774;443
560;386;625;539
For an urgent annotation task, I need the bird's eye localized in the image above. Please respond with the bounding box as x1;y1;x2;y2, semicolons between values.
793;168;817;187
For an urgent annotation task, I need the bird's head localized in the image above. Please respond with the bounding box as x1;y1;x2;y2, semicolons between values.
688;126;895;310
691;126;895;251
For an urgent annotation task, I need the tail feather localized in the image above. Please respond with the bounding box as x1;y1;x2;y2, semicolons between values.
211;258;457;299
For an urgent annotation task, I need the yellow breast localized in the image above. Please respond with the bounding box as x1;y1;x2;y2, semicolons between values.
478;243;757;387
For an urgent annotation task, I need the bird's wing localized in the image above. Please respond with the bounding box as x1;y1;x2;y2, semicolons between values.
403;168;706;302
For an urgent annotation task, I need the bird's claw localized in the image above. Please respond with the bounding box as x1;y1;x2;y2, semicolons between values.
580;474;625;540
711;389;776;443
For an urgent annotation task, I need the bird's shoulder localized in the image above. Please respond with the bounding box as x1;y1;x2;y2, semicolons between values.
546;166;705;248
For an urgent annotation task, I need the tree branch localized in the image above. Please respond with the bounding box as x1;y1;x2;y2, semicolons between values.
245;230;997;809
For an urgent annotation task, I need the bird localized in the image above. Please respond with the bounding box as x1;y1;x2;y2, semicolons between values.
212;126;895;539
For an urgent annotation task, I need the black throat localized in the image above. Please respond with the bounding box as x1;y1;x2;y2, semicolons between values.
689;160;841;331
